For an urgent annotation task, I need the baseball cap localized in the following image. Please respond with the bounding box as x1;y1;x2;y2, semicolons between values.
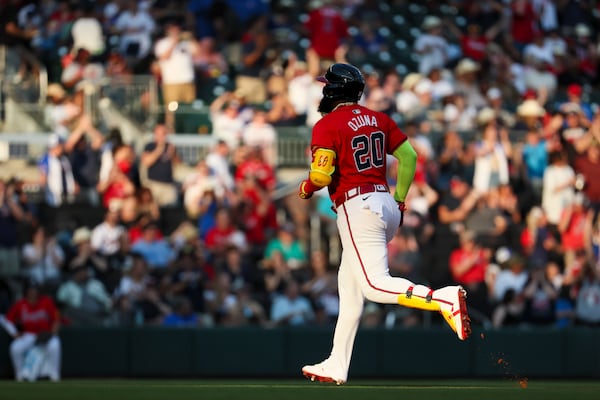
486;87;502;100
47;133;65;148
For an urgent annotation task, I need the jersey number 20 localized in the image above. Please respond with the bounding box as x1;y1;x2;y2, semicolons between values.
352;131;385;171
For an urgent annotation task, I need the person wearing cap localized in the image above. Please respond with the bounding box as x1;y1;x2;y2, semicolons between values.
5;279;62;381
413;15;449;75
560;83;594;122
485;87;516;128
38;133;77;207
454;58;486;110
154;17;200;130
491;253;530;328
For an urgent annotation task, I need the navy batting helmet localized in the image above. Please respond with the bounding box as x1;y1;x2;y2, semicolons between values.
317;63;365;114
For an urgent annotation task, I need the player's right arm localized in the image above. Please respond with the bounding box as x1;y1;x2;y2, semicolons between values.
299;147;336;199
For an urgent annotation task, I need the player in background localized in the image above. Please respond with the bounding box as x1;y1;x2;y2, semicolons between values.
5;281;61;381
299;63;471;385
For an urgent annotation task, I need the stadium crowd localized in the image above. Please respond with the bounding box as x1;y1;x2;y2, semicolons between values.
0;0;599;340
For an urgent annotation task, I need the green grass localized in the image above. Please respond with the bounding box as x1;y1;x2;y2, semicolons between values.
0;379;599;400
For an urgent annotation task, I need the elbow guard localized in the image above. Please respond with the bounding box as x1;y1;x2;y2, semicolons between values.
309;148;336;187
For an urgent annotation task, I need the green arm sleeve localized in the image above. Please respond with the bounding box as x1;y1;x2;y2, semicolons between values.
392;140;417;202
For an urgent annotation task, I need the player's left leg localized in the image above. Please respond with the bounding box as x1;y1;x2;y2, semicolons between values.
302;250;363;385
9;333;36;381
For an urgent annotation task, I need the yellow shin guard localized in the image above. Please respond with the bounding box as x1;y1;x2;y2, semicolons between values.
396;286;440;312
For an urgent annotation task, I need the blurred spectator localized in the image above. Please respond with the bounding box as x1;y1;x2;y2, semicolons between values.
130;222;176;271
43;83;82;136
561;83;594;121
210;91;248;149
90;208;127;265
491;254;529;328
56;265;113;326
585;210;599;267
301;249;338;324
205;140;235;192
67;226;113;289
435;130;475;191
242;109;277;166
60;47;105;91
97;144;136;210
162;247;207;314
203;271;243;326
112;3;156;63
263;223;308;276
154;18;200;129
521;263;559;325
162;296;201;327
485;87;516;128
454;58;486;110
414;15;448;76
558;192;589;272
542;151;576;226
235;16;271;105
519;128;550;198
303;0;349;77
141;124;180;207
64;115;104;206
38;134;77;208
70;3;105;58
234;146;277;192
573;260;600;326
464;188;509;248
120;186;161;226
0;179;25;279
520;206;561;270
113;253;170;325
472;119;512;192
5;281;61;382
270;279;315;326
21;226;64;288
448;229;492;316
204;207;248;262
286;60;313;123
574;142;600;212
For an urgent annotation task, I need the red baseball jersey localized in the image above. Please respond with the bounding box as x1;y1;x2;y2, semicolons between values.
311;104;407;205
6;296;59;334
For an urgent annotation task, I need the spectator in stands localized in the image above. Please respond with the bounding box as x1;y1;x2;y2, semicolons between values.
270;279;315;326
558;192;589;273
90;207;127;268
519;128;550;199
472;118;512;193
60;47;105;91
235;15;271;105
242;108;277;166
70;2;105;59
264;78;299;127
301;249;338;324
141;124;180;207
44;83;82;136
0;179;25;279
39;133;77;208
521;263;559;325
161;296;201;327
67;226;115;290
449;229;492;317
234;146;277;193
491;253;530;328
413;15;448;76
204;207;248;263
113;253;170;325
585;210;599;267
203;271;244;326
5;280;61;382
263;223;308;279
154;17;200;129
542;151;576;226
210;91;248;150
183;161;223;219
112;2;156;64
120;186;161;226
520;206;561;270
63;114;104;206
162;245;207;312
574;141;600;212
286;60;313;124
454;58;487;110
130;222;176;271
573;260;600;326
97;144;136;211
20;225;64;289
302;0;349;77
56;265;113;326
436;130;476;192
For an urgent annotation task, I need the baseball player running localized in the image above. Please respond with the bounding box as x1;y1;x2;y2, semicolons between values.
299;63;471;385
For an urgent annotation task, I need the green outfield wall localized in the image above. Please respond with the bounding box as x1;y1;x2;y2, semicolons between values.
1;326;599;379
